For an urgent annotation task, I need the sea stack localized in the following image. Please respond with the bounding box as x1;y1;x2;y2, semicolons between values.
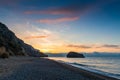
67;51;85;58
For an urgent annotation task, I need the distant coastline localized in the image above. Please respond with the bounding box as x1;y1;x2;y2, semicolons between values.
47;52;120;57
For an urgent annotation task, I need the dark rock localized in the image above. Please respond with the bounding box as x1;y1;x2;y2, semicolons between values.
0;46;9;58
0;22;48;58
67;51;85;58
0;52;9;58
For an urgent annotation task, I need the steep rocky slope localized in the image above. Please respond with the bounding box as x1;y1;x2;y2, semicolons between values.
0;22;48;58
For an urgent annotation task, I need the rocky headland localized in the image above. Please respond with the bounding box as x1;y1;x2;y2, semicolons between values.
0;22;47;58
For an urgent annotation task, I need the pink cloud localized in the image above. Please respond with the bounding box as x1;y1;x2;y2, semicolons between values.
24;10;76;15
36;16;79;24
24;35;48;39
24;4;93;16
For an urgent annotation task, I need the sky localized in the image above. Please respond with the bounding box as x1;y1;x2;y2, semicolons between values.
0;0;120;53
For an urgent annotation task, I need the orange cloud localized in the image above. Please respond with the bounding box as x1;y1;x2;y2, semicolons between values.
24;35;48;39
67;44;92;49
36;16;79;24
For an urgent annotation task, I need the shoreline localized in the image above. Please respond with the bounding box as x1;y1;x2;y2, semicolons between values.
47;58;119;80
0;56;119;80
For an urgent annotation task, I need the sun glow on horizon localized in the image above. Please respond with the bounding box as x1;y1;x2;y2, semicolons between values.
30;43;120;53
9;22;120;54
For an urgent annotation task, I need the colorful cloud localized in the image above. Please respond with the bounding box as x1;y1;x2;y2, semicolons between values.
24;35;48;39
67;44;91;49
24;2;95;17
36;16;79;24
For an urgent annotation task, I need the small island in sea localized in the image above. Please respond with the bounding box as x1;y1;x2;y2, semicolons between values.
67;51;85;58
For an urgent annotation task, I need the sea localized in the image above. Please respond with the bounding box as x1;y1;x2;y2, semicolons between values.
48;56;120;79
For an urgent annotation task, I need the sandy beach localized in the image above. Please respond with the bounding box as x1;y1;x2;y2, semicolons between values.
0;57;119;80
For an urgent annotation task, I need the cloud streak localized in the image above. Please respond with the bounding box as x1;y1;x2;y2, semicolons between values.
23;0;116;18
24;35;48;39
67;44;92;49
24;7;88;15
24;4;92;16
99;44;120;49
36;16;79;24
23;0;103;24
24;10;72;15
67;44;120;49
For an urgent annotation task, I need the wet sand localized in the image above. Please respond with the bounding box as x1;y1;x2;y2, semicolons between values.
0;57;119;80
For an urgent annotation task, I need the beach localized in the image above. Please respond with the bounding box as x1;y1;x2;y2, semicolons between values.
0;57;119;80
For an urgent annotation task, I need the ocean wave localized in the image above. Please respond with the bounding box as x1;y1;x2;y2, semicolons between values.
69;62;120;79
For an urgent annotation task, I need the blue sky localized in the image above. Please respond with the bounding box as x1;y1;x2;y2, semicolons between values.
0;0;120;53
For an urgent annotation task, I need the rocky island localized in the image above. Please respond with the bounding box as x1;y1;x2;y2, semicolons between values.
67;51;85;58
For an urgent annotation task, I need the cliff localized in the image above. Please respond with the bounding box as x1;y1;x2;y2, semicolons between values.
0;22;48;58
